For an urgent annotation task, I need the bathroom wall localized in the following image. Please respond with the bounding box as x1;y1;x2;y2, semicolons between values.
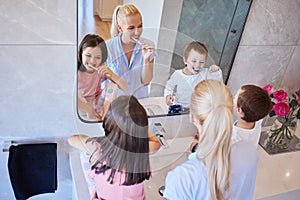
227;0;300;94
0;1;93;199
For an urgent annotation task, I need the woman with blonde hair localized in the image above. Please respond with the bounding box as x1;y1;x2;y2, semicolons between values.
106;4;156;99
164;80;233;200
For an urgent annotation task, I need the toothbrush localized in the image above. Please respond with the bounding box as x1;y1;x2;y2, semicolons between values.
131;37;157;61
87;64;111;79
131;37;142;45
195;67;209;71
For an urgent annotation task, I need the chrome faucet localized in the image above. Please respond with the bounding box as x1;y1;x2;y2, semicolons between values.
153;123;169;148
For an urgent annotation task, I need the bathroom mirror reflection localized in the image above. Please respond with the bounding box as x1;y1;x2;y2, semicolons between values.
77;0;252;122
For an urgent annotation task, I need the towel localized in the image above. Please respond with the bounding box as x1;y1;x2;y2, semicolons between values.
8;143;57;200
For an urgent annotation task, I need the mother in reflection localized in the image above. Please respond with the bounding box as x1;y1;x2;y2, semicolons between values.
105;4;156;99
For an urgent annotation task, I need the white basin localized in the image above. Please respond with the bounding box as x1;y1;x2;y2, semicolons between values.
145;137;193;199
138;97;169;116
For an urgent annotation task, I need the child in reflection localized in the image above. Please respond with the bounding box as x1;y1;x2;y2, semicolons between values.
106;4;156;99
68;95;160;200
164;41;223;109
77;34;127;121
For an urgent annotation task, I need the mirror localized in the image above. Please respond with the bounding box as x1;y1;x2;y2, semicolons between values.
77;0;252;122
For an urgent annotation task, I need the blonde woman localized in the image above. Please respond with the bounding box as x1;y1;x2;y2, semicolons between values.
106;4;156;99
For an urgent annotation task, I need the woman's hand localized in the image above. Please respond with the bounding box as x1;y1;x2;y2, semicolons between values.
166;94;175;106
209;64;220;72
148;131;161;154
141;42;156;63
189;132;199;152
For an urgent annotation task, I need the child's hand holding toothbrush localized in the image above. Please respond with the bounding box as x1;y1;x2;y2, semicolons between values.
209;64;221;72
166;94;175;106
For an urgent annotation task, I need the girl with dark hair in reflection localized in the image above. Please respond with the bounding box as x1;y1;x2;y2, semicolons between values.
77;34;127;121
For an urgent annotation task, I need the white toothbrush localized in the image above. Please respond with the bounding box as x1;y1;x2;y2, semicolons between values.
132;37;157;61
195;67;208;71
131;37;142;45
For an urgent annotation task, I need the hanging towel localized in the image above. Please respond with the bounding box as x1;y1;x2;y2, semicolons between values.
8;143;57;200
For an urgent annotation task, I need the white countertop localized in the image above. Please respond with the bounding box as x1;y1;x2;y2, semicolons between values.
148;130;300;199
138;97;169;116
69;124;300;199
254;132;300;199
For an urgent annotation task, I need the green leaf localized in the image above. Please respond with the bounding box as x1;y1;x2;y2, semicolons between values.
296;90;300;97
297;108;300;119
269;110;276;117
290;99;298;107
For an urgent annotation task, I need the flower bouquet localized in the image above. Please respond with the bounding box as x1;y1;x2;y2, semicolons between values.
263;84;300;144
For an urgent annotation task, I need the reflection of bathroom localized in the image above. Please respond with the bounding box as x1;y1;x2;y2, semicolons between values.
0;0;300;200
80;0;253;117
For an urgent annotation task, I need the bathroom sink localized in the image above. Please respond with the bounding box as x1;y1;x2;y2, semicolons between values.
145;137;193;199
145;152;190;199
138;97;169;116
143;104;166;116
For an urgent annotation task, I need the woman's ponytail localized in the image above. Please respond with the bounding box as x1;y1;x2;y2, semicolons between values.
110;4;142;38
111;5;121;37
191;80;233;200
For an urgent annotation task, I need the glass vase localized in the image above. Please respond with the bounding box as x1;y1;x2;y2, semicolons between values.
267;116;297;146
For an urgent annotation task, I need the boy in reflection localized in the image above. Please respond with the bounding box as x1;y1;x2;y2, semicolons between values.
164;41;222;110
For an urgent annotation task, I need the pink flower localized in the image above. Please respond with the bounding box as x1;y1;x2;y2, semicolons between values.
273;89;288;102
297;97;300;105
264;84;273;95
273;102;290;117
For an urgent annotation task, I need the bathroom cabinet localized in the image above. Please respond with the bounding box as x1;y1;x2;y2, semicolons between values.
93;0;123;21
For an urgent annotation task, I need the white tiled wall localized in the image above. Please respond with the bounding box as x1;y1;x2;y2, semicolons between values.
0;0;77;138
0;1;82;199
227;0;300;94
